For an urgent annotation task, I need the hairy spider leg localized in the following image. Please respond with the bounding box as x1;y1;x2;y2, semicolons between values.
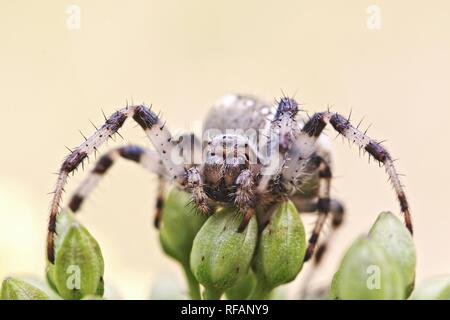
47;105;202;263
68;145;166;212
258;97;301;193
66;145;168;230
303;155;333;262
302;111;413;234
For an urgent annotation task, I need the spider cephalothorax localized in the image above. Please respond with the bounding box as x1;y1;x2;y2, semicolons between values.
47;94;412;268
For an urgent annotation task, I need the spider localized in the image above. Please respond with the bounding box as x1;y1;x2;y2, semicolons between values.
46;94;413;268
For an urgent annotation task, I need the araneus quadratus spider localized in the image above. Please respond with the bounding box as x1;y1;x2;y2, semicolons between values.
46;94;413;268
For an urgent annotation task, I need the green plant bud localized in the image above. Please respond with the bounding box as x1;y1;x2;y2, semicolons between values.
46;208;77;291
333;236;405;300
368;212;416;296
46;264;57;292
225;270;256;300
51;210;104;300
190;208;258;299
1;277;49;300
251;200;306;297
159;188;208;266
410;276;450;300
159;188;208;299
329;270;341;299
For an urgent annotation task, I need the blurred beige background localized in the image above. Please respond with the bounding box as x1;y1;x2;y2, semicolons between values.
0;0;449;299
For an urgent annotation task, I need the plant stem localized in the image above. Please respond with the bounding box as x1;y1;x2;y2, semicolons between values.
248;279;272;300
181;263;201;300
203;287;223;300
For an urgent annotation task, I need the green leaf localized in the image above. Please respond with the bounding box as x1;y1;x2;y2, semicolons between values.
369;212;416;296
53;210;104;300
1;278;49;300
410;276;450;300
333;236;405;300
252;200;306;296
190;207;258;299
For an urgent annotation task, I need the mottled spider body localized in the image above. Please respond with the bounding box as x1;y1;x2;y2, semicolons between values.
47;94;412;267
200;95;331;226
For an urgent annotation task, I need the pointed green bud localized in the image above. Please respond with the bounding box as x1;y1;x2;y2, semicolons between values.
369;212;416;296
225;270;256;300
190;208;258;299
251;200;306;297
159;188;207;266
46;208;77;291
410;276;450;300
50;209;104;300
332;236;405;300
1;277;49;300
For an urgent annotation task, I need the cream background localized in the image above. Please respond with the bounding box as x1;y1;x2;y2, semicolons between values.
0;1;449;299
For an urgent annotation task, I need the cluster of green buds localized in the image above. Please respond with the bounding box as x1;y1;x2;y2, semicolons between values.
331;212;415;299
1;209;105;300
2;187;450;300
159;189;307;300
330;212;449;300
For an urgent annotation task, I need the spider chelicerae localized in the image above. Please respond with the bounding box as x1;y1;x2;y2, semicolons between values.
46;94;413;267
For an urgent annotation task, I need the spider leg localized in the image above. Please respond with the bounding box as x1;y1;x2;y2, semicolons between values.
291;193;346;258
234;169;255;211
298;199;345;266
296;198;345;299
153;174;166;229
313;200;344;265
238;208;256;232
185;167;210;214
302;112;413;234
68;145;165;212
67;145;168;228
47;104;191;263
234;169;256;232
304;156;333;262
258;97;301;193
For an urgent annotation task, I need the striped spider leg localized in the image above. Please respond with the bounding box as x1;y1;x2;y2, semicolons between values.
47;105;207;263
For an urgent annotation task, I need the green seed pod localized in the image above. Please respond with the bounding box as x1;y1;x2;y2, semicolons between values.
251;200;306;297
333;236;405;300
46;208;77;291
1;277;49;300
159;188;207;266
190;208;258;299
369;212;416;296
329;270;341;300
410;276;450;300
51;209;104;300
225;270;256;300
159;188;208;299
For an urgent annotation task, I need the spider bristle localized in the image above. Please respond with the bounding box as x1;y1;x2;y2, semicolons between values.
89;119;99;130
347;109;353;122
364;124;372;135
79;130;88;141
101;108;108;121
116;131;124;140
64;145;73;153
